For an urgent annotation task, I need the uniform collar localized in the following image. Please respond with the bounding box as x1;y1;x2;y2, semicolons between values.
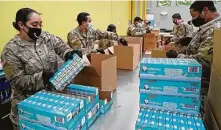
200;16;221;29
14;34;36;46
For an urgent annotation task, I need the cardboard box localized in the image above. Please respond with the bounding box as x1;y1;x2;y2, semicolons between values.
151;48;167;58
208;66;221;128
75;54;117;91
114;44;140;70
99;90;113;102
143;33;157;51
213;29;221;76
204;97;220;130
123;37;143;57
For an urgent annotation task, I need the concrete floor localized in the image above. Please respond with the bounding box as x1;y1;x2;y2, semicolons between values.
90;67;140;130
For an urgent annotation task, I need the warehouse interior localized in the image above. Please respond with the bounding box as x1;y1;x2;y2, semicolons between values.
0;1;221;130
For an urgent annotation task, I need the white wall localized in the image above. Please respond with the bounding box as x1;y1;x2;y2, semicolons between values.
148;1;221;30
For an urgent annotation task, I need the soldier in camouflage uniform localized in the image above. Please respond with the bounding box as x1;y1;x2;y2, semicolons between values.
67;12;127;55
127;17;148;37
1;8;76;130
97;24;118;49
171;13;193;49
177;1;221;113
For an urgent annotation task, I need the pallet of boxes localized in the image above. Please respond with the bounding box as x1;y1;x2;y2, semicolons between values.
135;58;206;130
204;29;221;130
18;53;114;130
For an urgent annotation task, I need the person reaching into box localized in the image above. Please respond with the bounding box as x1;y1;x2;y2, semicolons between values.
95;24;119;50
171;13;193;48
127;17;150;37
1;8;79;130
67;12;128;55
167;1;221;108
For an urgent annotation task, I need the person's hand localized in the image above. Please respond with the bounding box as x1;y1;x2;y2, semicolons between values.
166;50;178;58
42;70;54;86
96;49;105;54
119;38;128;46
64;50;82;61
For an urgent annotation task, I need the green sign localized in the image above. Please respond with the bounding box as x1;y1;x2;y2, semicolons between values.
157;0;171;7
176;0;192;6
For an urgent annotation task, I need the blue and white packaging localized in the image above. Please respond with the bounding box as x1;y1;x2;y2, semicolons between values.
99;99;113;114
87;102;100;128
139;79;201;97
18;91;85;130
50;54;85;91
140;58;202;82
19;119;53;130
194;116;206;130
140;93;200;115
67;84;99;112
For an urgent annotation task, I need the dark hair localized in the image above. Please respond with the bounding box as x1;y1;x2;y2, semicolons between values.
13;8;39;31
77;12;90;25
107;24;116;32
187;21;192;25
134;16;143;22
172;13;181;19
190;0;217;12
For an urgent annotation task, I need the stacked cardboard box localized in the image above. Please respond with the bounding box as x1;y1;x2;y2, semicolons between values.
205;29;221;130
136;58;206;129
18;91;86;130
139;58;202;115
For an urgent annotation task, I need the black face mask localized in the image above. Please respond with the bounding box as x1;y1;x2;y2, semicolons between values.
25;25;42;40
192;12;206;27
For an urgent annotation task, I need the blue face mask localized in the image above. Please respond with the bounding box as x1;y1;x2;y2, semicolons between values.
87;23;92;29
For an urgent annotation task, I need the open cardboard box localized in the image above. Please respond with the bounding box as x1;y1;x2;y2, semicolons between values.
151;48;167;58
114;44;140;70
74;53;117;91
123;37;143;58
213;29;221;76
208;66;221;128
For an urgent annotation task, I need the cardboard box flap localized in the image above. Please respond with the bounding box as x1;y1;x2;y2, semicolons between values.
90;53;115;76
101;55;117;90
124;37;143;44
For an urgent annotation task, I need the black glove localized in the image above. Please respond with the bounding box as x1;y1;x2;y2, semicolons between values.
96;49;105;54
166;50;178;58
146;30;151;33
119;38;128;46
42;70;54;86
64;50;82;61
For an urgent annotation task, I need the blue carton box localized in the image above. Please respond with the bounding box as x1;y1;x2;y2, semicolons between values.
87;102;100;128
19;115;86;130
140;93;200;115
99;99;113;114
136;108;205;130
140;58;202;82
67;84;99;112
50;54;85;91
140;79;201;97
18;91;85;130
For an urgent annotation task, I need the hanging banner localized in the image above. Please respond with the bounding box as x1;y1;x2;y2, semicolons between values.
176;0;193;6
157;0;171;7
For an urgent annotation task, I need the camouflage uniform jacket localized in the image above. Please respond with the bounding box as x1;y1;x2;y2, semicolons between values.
67;27;120;55
186;16;221;87
95;39;118;49
1;31;73;125
127;24;146;37
171;21;193;44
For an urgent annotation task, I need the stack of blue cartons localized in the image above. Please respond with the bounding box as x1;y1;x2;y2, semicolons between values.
67;84;100;128
135;58;206;129
136;108;206;130
0;69;10;104
18;91;87;130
